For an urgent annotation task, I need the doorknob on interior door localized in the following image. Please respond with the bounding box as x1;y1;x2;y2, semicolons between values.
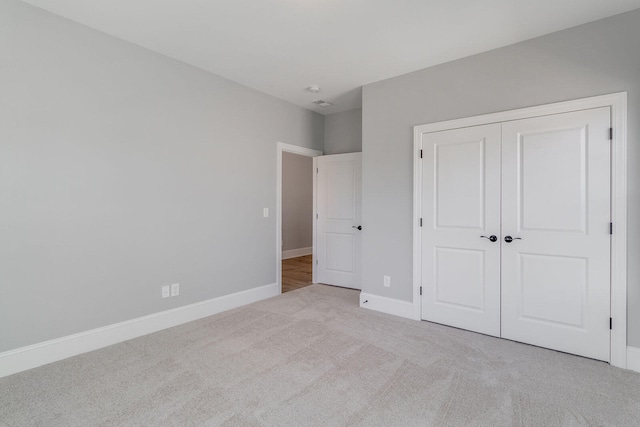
504;236;522;243
352;225;362;230
480;235;497;242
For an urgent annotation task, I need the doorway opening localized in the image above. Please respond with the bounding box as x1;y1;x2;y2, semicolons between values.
276;143;322;294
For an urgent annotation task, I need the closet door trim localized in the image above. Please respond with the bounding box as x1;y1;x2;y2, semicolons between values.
412;92;628;368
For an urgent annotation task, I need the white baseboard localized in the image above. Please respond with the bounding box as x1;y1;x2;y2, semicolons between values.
0;282;278;378
359;292;418;320
628;347;640;373
282;247;312;260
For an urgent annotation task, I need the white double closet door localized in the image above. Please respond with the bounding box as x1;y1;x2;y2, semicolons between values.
420;107;611;361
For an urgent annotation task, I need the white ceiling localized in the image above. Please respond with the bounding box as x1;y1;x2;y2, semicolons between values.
20;0;640;115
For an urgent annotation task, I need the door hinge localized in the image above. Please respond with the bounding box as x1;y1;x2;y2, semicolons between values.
316;167;319;174
316;213;318;219
420;286;422;296
609;127;613;140
316;259;318;265
420;149;423;159
610;222;613;235
610;317;613;330
419;218;423;227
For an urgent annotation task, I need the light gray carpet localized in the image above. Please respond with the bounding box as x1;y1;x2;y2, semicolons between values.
1;284;640;426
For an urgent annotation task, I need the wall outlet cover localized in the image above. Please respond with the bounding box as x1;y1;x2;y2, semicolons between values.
171;283;180;297
383;275;391;287
162;285;170;298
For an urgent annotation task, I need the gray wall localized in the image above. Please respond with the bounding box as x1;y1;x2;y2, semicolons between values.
324;109;362;155
282;152;313;252
362;10;640;346
0;0;323;352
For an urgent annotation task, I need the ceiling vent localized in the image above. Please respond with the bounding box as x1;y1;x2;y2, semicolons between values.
312;100;333;107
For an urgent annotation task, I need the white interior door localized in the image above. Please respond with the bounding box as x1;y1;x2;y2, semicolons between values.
316;153;362;289
420;124;502;337
501;107;611;361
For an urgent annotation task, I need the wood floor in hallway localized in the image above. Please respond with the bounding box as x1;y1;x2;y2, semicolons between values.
282;255;312;293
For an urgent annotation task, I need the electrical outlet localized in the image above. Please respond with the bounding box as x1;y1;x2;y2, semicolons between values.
162;285;170;298
263;207;269;218
383;275;391;287
171;283;180;297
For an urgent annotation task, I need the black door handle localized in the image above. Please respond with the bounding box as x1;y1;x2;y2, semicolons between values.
480;235;497;242
352;225;362;231
504;235;522;243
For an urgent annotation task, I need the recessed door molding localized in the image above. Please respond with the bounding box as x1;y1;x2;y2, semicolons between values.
413;92;628;368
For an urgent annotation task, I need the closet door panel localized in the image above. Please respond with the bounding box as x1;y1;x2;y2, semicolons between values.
501;107;611;361
421;124;501;337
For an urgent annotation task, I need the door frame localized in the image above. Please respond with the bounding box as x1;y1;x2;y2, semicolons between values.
412;92;628;368
276;142;323;294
